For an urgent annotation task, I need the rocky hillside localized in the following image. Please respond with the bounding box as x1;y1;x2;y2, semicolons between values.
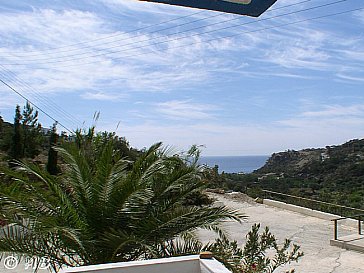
255;139;364;181
255;148;323;175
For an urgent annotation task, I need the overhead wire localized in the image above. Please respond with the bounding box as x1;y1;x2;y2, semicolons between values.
0;7;222;131
44;5;364;70
0;78;74;134
1;0;350;68
0;0;361;133
0;0;314;63
0;66;82;130
0;0;312;60
0;10;210;58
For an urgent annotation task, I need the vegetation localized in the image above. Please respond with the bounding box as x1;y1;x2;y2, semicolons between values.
0;103;303;272
0;116;12;154
255;140;364;210
210;139;364;214
10;105;23;160
0;103;141;169
46;122;59;175
21;101;43;158
0;133;242;270
209;224;303;273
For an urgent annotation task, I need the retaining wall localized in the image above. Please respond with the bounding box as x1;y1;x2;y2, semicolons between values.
263;199;358;228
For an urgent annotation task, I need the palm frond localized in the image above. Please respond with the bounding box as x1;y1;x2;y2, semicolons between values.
0;137;243;268
140;205;244;243
153;238;203;258
55;146;93;208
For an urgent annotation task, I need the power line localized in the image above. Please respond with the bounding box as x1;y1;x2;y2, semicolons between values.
43;5;364;70
0;4;360;136
138;6;364;58
0;78;74;134
0;10;209;57
2;0;349;68
0;0;312;60
0;67;82;129
0;67;82;127
0;0;314;64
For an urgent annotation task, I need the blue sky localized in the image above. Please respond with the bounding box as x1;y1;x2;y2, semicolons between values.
0;0;363;155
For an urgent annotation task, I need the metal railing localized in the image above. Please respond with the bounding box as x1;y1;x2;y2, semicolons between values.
331;214;364;240
258;189;364;241
261;189;364;218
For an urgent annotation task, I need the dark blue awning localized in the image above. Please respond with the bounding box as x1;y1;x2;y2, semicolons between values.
139;0;277;17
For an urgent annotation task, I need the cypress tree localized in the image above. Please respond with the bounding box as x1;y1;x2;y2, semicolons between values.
11;105;24;160
22;101;42;158
47;122;59;175
0;115;3;133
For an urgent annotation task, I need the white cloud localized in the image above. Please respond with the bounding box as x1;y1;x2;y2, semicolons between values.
97;118;364;156
300;104;364;118
0;90;20;110
1;1;364;156
267;46;329;70
334;49;364;62
275;104;364;145
354;9;364;24
2;0;360;104
260;23;331;70
0;6;248;98
0;9;103;48
336;73;364;83
80;91;128;101
156;100;217;120
93;102;364;156
251;13;364;75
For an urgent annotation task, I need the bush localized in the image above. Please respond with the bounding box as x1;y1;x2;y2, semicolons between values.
209;223;303;273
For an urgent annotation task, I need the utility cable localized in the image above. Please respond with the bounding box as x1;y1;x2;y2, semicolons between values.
0;10;208;57
1;0;348;67
0;67;82;129
0;73;80;131
0;0;311;60
0;66;82;127
0;0;313;63
0;78;74;134
48;5;364;70
0;5;360;134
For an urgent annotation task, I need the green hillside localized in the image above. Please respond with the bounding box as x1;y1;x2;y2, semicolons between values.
208;139;364;211
252;139;364;209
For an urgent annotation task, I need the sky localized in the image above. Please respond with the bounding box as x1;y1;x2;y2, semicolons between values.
0;0;363;156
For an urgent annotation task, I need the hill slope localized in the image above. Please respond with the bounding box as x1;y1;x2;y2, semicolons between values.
253;139;364;209
256;139;364;180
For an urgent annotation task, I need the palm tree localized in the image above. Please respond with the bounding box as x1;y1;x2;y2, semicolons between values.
0;136;243;271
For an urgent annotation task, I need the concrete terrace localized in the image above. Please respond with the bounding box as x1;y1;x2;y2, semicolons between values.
1;193;364;273
198;193;364;273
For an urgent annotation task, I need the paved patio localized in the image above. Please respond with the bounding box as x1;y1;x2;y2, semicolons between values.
198;193;364;273
1;193;363;273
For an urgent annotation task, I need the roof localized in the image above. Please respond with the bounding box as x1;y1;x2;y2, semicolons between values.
139;0;277;17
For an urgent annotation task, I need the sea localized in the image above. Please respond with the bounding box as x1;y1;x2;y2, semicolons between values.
199;156;269;174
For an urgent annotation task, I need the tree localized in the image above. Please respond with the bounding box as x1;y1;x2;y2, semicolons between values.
46;122;59;175
0;115;3;133
10;105;23;160
0;136;242;270
0;116;12;154
88;130;141;162
22;101;43;158
203;164;226;189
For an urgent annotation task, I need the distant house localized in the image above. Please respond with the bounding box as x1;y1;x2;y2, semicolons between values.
321;151;330;161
